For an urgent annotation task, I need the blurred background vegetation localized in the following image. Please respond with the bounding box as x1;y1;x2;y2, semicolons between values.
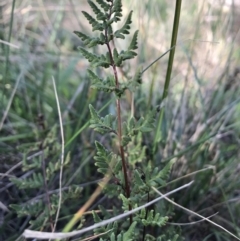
0;0;240;240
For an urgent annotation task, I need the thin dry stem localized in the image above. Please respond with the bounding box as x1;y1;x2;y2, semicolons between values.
104;1;132;223
0;39;19;48
52;76;65;232
152;186;240;241
23;181;193;240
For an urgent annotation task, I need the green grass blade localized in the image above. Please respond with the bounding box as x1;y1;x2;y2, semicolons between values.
153;0;182;154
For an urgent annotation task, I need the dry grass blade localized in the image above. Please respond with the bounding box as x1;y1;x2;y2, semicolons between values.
72;229;113;241
0;39;19;48
52;76;65;232
0;201;10;212
23;181;193;239
151;186;240;241
168;212;218;226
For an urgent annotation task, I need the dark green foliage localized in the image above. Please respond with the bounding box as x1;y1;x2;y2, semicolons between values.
73;31;105;47
114;11;133;39
10;184;82;232
72;0;180;239
96;0;111;12
78;48;111;68
8;125;82;231
128;30;139;51
88;0;106;21
89;104;116;134
3;1;238;240
82;11;104;32
140;209;169;227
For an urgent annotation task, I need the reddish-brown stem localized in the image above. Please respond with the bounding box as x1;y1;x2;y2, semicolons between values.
104;5;132;223
115;68;132;224
108;47;132;223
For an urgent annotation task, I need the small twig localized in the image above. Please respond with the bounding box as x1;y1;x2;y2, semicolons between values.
23;181;193;239
163;165;215;187
104;1;132;223
151;186;240;241
0;173;15;178
167;212;218;226
0;39;19;48
0;201;10;212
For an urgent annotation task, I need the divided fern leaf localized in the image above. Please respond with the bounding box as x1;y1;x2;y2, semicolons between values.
82;11;104;31
119;49;137;61
113;48;123;67
158;159;175;180
70;0;182;240
96;0;111;12
88;69;104;86
123;221;137;241
87;0;106;21
95;141;110;161
114;11;133;39
73;31;92;46
89;104;101;122
78;47;99;63
128;30;139;51
141;210;169;227
112;0;123;22
138;109;156;133
126;67;142;92
94;141;115;174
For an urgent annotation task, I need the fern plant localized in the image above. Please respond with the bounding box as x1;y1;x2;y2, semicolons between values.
9;126;83;234
74;0;182;240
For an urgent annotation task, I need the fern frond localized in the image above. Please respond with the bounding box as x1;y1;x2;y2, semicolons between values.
141;210;169;227
95;141;110;161
119;49;137;61
133;169;145;187
136;109;156;133
112;0;122;13
96;0;111;12
88;0;106;21
113;48;123;67
158;159;175;180
119;193;130;211
10;172;44;189
10;201;44;217
123;221;137;240
89;104;116;134
73;31;92;46
94;141;117;174
89;104;101;122
114;10;132;39
82;11;104;31
78;47;99;63
128;30;139;50
126;67;142;93
74;31;105;47
88;69;104;84
112;0;123;22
